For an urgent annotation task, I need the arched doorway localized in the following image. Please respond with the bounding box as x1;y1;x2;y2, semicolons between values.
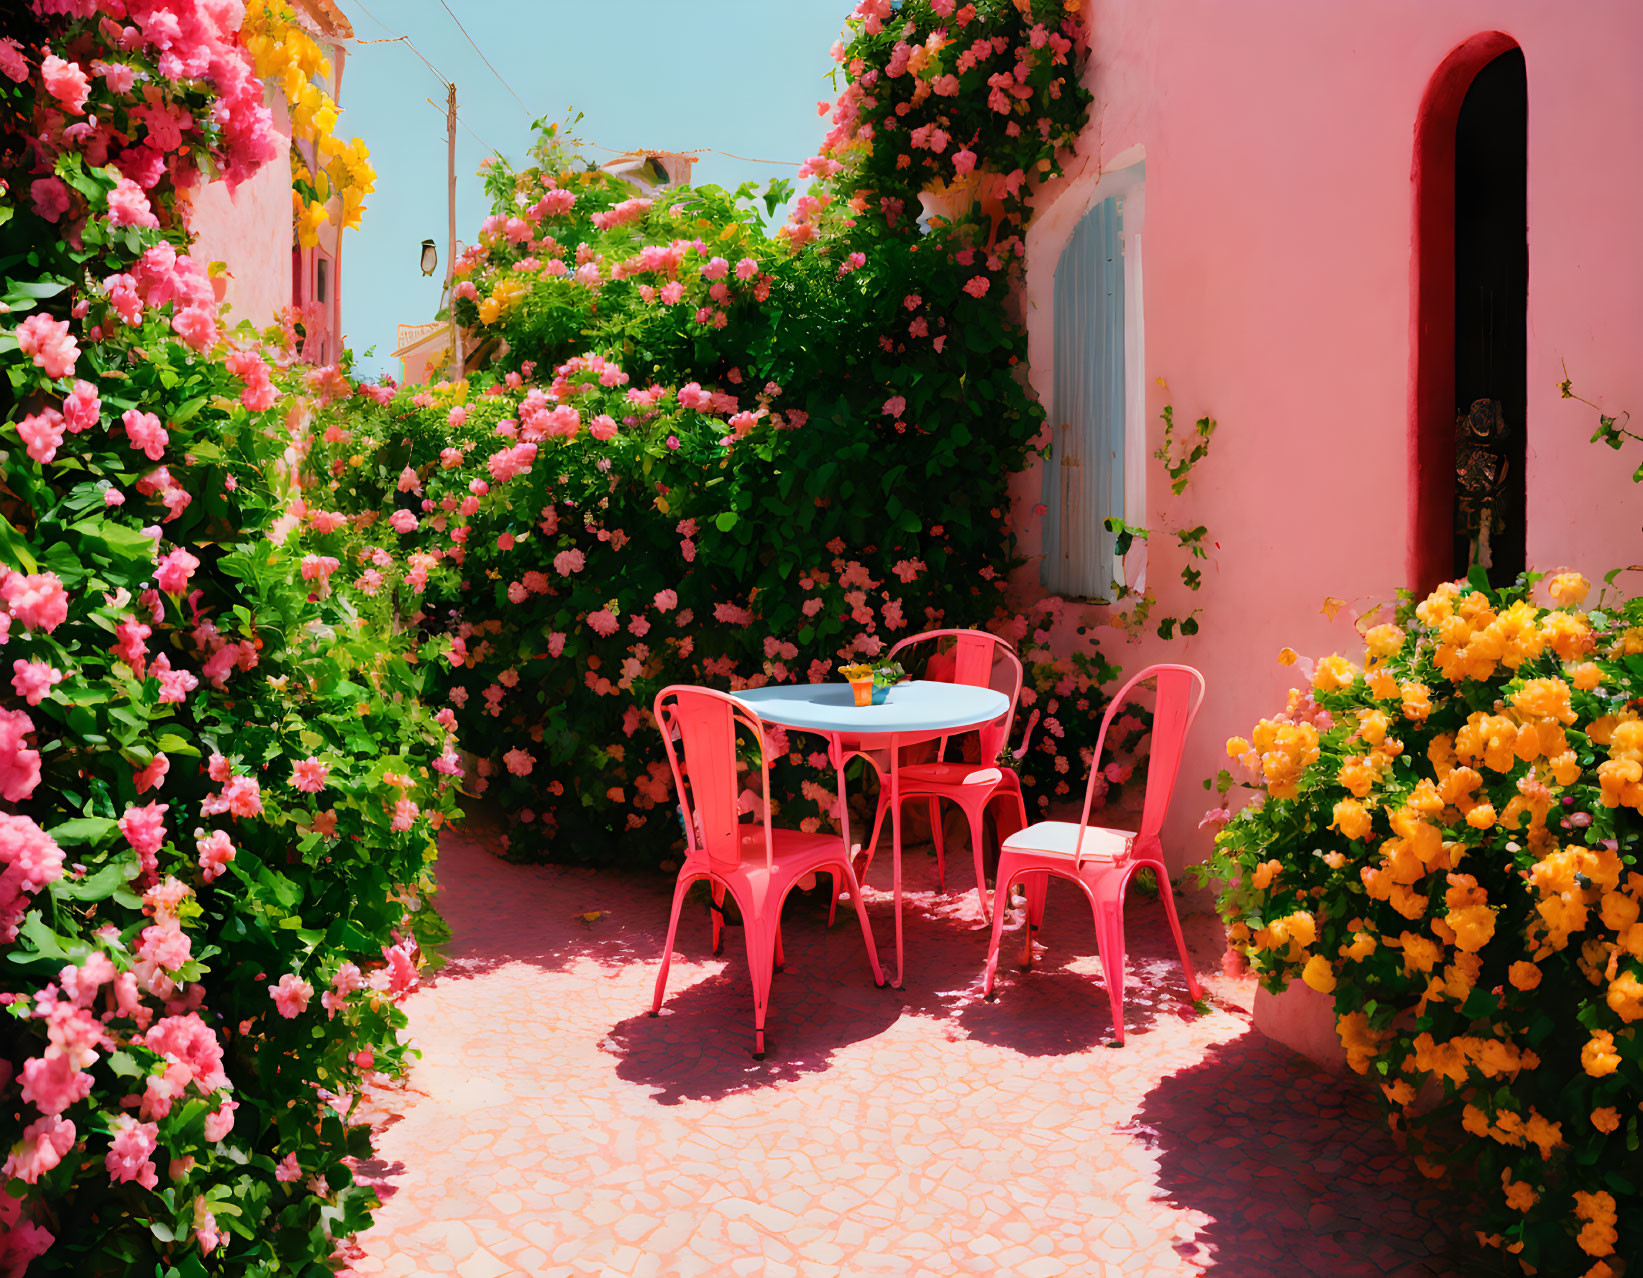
1410;35;1527;591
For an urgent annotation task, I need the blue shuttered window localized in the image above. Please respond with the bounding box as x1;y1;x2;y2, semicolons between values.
1043;195;1127;599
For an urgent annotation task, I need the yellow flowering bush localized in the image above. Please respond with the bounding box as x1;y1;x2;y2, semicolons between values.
1201;571;1641;1276
243;0;376;246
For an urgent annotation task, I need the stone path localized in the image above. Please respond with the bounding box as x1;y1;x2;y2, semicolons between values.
341;816;1470;1277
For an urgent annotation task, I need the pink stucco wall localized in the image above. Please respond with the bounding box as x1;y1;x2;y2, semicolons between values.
187;90;292;332
184;36;347;359
1014;0;1643;889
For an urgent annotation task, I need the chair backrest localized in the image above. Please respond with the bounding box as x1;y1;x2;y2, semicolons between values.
653;685;773;874
1074;663;1206;865
887;628;1023;765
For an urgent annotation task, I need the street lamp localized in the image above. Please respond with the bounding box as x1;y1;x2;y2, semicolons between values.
419;239;437;277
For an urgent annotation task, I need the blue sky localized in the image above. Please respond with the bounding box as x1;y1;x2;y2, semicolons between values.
333;0;850;379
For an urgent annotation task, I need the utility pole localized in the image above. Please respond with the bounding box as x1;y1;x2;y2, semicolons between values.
445;81;462;377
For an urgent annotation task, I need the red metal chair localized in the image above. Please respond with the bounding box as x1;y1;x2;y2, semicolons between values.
649;685;883;1057
981;664;1205;1044
859;629;1038;919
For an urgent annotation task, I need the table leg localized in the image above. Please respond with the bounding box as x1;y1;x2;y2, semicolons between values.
829;735;858;931
891;732;904;989
832;733;851;862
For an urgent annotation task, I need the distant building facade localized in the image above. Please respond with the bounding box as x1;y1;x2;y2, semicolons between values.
188;0;353;364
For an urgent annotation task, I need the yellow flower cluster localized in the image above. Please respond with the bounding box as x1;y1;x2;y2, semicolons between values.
1528;843;1624;951
1500;1167;1538;1211
245;2;377;247
1359;801;1448;921
1218;577;1643;1267
1597;714;1643;810
1575;1189;1618;1258
1442;872;1496;952
1334;1010;1387;1074
1417;584;1593;682
1458;1099;1561;1155
1251;909;1315;961
477;276;530;326
1549;571;1592;607
1582;1029;1622;1077
1226;716;1318;800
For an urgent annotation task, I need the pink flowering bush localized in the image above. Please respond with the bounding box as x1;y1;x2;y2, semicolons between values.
0;7;459;1272
302;1;1116;865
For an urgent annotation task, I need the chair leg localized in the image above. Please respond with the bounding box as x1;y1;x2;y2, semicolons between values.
1090;870;1128;1045
928;797;945;891
981;857;1015;998
710;879;727;955
745;906;777;1059
1149;859;1203;1002
839;859;884;987
1022;872;1050;970
965;801;990;922
774;921;785;971
651;874;693;1015
827;870;839;928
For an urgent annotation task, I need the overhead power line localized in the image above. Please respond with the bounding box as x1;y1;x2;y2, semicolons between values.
691;147;803;168
344;2;801;171
434;0;533;119
347;1;449;88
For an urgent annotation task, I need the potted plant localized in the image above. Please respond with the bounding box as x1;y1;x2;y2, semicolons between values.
840;660;906;706
870;660;907;703
839;662;875;706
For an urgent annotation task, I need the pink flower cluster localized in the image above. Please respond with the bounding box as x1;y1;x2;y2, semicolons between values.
3;570;70;633
590;197;653;230
107;174;159;228
301;554;341;590
19;966;110;1122
225;346;279;412
0;708;42;804
121;408;169;461
16;313;79;381
186;612;257;689
119;801;169;882
291;755;330;793
0;814;64;944
11;659;63;706
17;408;66;464
533;186;578;217
154;547;200;594
105;1116;159;1190
196;828;234;882
3;1114;77;1186
486;441;537;483
268;972;313;1019
199;757;263;819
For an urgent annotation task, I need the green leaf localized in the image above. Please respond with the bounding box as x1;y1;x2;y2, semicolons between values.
50;862;128;902
107;1050;142;1078
11;911;88;964
714;511;739;532
0;514;39;574
48;816;119;848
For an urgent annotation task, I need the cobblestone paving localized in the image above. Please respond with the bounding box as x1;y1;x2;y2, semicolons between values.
342;818;1469;1277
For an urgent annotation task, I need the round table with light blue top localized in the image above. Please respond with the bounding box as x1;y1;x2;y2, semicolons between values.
733;679;1011;988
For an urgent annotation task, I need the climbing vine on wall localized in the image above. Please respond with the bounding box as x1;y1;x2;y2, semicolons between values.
1103;404;1219;640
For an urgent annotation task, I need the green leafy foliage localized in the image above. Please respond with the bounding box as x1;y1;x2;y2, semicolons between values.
306;1;1130;865
1;10;459;1272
